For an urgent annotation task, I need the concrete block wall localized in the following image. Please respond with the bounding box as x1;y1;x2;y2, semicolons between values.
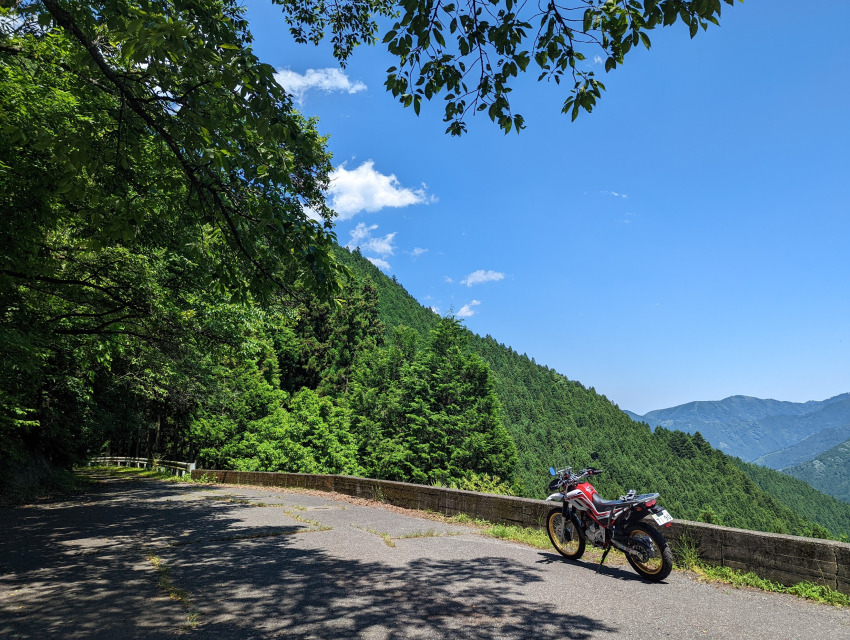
663;520;850;594
193;469;850;595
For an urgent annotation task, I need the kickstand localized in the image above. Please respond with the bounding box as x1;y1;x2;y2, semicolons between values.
597;547;611;573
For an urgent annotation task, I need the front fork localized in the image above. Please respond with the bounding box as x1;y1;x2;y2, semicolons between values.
559;501;572;542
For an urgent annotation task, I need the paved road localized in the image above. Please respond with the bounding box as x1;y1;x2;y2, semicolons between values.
1;476;848;639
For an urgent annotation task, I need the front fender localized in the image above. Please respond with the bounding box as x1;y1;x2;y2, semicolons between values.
546;492;566;502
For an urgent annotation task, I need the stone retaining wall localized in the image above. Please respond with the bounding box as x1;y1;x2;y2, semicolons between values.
193;469;850;594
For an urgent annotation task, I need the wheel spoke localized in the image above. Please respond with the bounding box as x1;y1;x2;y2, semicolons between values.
546;509;584;559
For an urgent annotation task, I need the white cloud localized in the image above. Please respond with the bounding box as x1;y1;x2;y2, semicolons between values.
602;190;628;199
410;247;428;258
462;269;505;287
593;55;604;65
328;160;432;220
444;276;454;284
347;223;396;257
302;206;323;223
457;300;481;318
274;67;366;104
367;257;391;271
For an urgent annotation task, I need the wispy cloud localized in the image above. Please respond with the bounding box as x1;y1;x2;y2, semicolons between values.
457;300;481;318
347;223;396;257
274;68;366;104
593;55;604;65
328;160;433;220
462;269;505;287
367;257;391;271
601;190;628;199
410;247;428;258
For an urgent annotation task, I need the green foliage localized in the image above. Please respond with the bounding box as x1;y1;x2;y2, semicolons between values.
333;246;439;343
693;566;850;608
349;317;518;487
214;390;362;475
733;458;850;539
0;0;344;482
275;0;739;134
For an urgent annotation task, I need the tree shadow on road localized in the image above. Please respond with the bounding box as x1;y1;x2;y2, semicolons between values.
0;477;306;639
165;534;620;639
1;477;621;639
534;551;652;584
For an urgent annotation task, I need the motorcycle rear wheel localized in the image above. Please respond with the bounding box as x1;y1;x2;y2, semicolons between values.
546;508;585;560
624;521;673;581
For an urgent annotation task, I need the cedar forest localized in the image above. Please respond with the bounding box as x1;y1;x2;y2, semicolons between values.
3;1;850;540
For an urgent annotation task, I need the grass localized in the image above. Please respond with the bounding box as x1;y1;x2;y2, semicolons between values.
81;464;201;483
436;512;624;564
692;565;849;607
201;495;331;530
147;554;199;629
353;526;396;547
487;523;551;548
674;537;849;607
398;528;441;539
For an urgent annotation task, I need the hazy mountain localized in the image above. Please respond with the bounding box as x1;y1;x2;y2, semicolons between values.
782;439;850;503
755;422;850;469
626;394;850;462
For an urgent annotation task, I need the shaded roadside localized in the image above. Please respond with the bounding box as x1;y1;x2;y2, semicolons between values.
2;474;848;639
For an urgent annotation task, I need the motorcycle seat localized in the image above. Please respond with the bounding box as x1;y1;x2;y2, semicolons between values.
592;494;629;512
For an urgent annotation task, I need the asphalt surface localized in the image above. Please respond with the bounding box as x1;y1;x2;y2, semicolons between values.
1;475;848;639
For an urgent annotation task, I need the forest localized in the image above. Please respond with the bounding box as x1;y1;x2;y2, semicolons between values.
5;1;850;541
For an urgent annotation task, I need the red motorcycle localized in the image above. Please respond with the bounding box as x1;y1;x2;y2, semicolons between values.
545;456;674;581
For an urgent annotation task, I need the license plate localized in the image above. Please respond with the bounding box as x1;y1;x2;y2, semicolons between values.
652;509;673;525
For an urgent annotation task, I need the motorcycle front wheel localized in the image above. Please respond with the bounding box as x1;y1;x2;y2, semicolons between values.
546;508;585;560
624;521;673;581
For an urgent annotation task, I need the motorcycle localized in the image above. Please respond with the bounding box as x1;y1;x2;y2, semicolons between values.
545;455;674;581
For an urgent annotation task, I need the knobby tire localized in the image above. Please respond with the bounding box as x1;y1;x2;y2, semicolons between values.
624;521;673;582
546;507;585;560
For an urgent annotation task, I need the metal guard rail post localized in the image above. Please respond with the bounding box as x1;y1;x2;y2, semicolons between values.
87;456;196;477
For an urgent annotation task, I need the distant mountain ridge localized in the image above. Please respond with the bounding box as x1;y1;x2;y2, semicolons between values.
755;423;850;469
625;393;850;463
783;440;850;504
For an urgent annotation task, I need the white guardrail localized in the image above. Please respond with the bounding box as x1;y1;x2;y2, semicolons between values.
88;456;195;477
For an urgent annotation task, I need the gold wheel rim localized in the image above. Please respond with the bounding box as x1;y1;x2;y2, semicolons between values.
629;529;662;574
549;513;580;555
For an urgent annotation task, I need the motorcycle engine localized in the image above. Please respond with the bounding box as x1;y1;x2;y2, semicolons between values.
585;521;605;546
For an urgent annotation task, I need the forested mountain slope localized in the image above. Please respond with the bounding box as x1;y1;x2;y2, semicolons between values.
782;439;850;504
337;248;850;538
755;422;850;469
733;458;850;535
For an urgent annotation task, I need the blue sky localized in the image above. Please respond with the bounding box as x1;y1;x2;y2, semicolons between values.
243;0;850;415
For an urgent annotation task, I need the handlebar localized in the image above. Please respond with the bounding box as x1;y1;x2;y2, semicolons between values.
550;466;604;486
